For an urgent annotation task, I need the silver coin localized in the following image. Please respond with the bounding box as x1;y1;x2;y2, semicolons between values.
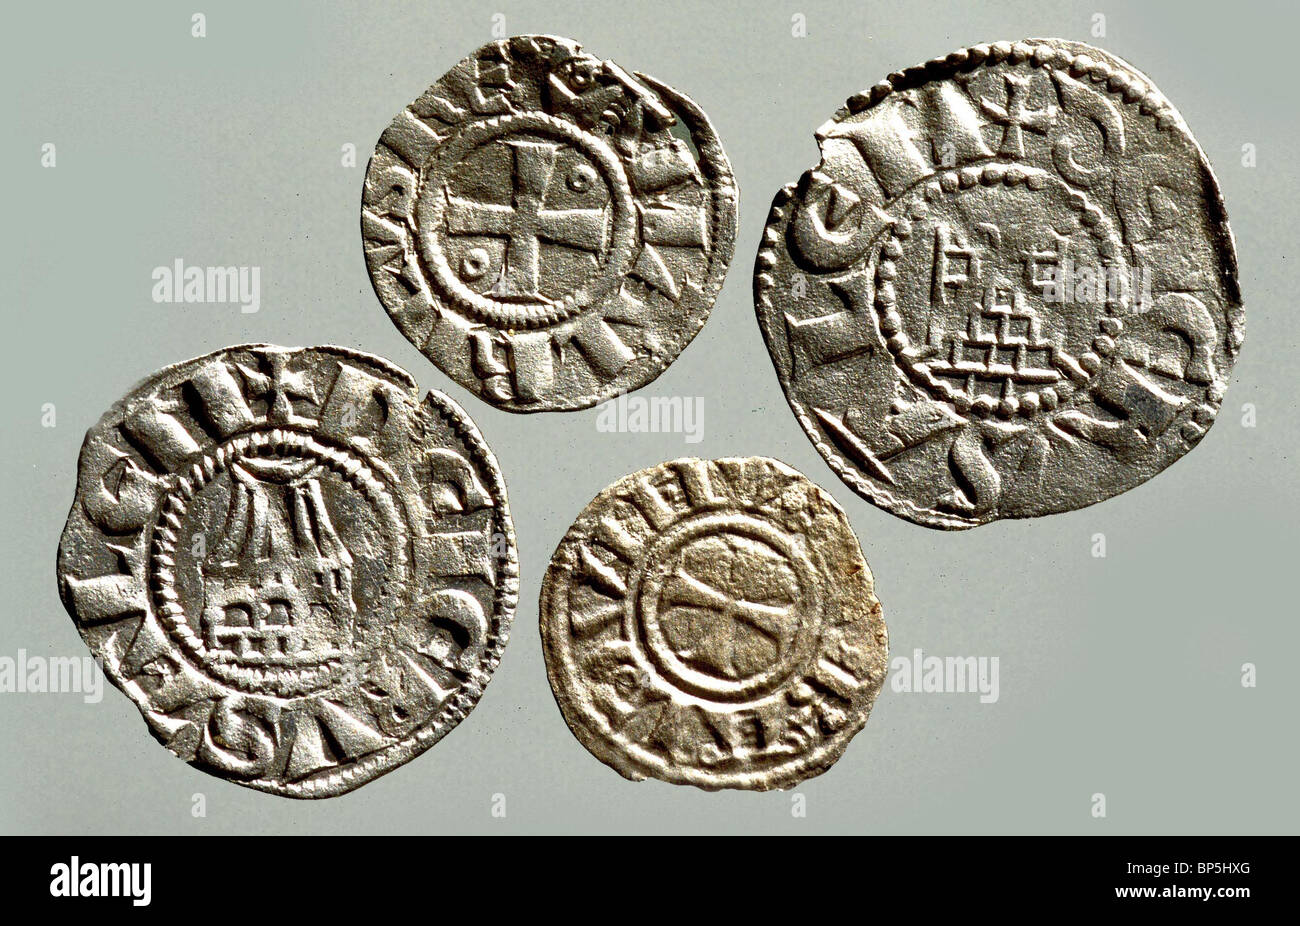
56;345;517;797
363;34;737;412
755;39;1243;529
540;456;888;790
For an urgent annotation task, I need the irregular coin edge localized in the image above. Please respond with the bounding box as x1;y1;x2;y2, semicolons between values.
362;35;740;414
753;37;1244;529
55;343;519;798
539;455;888;791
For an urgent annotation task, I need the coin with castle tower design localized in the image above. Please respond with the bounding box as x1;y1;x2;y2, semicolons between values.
754;39;1243;528
363;34;736;412
540;457;888;790
56;345;517;797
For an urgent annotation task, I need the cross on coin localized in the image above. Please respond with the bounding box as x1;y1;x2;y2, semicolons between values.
445;140;607;298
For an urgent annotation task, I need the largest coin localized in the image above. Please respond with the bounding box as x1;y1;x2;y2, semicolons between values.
755;39;1243;529
56;345;517;797
363;34;737;412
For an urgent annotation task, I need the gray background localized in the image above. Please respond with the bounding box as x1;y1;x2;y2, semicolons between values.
2;0;1295;835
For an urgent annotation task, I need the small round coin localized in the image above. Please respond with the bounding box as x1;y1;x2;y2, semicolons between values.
363;34;737;412
56;344;518;797
754;39;1243;529
540;457;888;790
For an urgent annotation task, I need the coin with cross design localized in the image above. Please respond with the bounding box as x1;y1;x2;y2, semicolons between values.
364;35;737;412
56;345;517;797
540;457;888;790
754;39;1243;528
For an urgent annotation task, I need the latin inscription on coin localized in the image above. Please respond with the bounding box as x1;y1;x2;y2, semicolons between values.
56;345;517;797
754;39;1243;528
364;34;737;412
540;457;888;790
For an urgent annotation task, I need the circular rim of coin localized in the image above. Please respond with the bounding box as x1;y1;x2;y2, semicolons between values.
754;38;1244;529
540;456;888;791
55;344;518;798
363;34;738;413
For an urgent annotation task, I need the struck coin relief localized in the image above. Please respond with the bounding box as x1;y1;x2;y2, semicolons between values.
56;345;518;797
540;457;888;790
364;34;737;412
754;39;1243;528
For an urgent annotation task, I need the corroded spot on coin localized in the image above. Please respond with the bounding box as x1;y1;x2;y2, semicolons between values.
754;39;1243;529
363;34;737;412
540;457;887;790
56;345;517;797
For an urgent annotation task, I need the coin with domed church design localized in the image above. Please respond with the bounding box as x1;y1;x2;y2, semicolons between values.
755;39;1243;528
363;34;736;412
56;345;517;797
541;457;888;790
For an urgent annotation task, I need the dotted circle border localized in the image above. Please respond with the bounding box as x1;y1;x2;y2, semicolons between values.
269;386;519;798
753;39;1232;529
875;163;1126;420
629;510;824;705
540;456;887;791
362;52;740;413
149;428;410;699
415;111;638;330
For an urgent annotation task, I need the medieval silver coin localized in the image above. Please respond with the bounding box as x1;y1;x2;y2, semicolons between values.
755;39;1243;529
363;34;737;412
56;344;518;797
540;456;888;790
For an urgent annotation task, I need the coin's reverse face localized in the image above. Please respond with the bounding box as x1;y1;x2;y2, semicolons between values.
541;457;888;790
56;345;517;797
363;34;737;412
755;39;1243;528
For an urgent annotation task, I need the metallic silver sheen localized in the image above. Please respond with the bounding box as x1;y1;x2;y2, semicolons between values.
56;344;518;797
364;34;737;412
755;39;1243;528
541;456;888;791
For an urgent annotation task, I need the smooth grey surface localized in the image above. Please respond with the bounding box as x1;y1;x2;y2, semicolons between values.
2;0;1296;834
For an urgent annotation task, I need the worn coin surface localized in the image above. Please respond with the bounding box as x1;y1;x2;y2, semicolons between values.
363;34;737;412
56;345;517;797
755;39;1243;529
540;457;888;790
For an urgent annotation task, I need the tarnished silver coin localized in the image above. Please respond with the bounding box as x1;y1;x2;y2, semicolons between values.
755;39;1243;529
363;34;737;412
56;345;517;797
540;457;888;790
